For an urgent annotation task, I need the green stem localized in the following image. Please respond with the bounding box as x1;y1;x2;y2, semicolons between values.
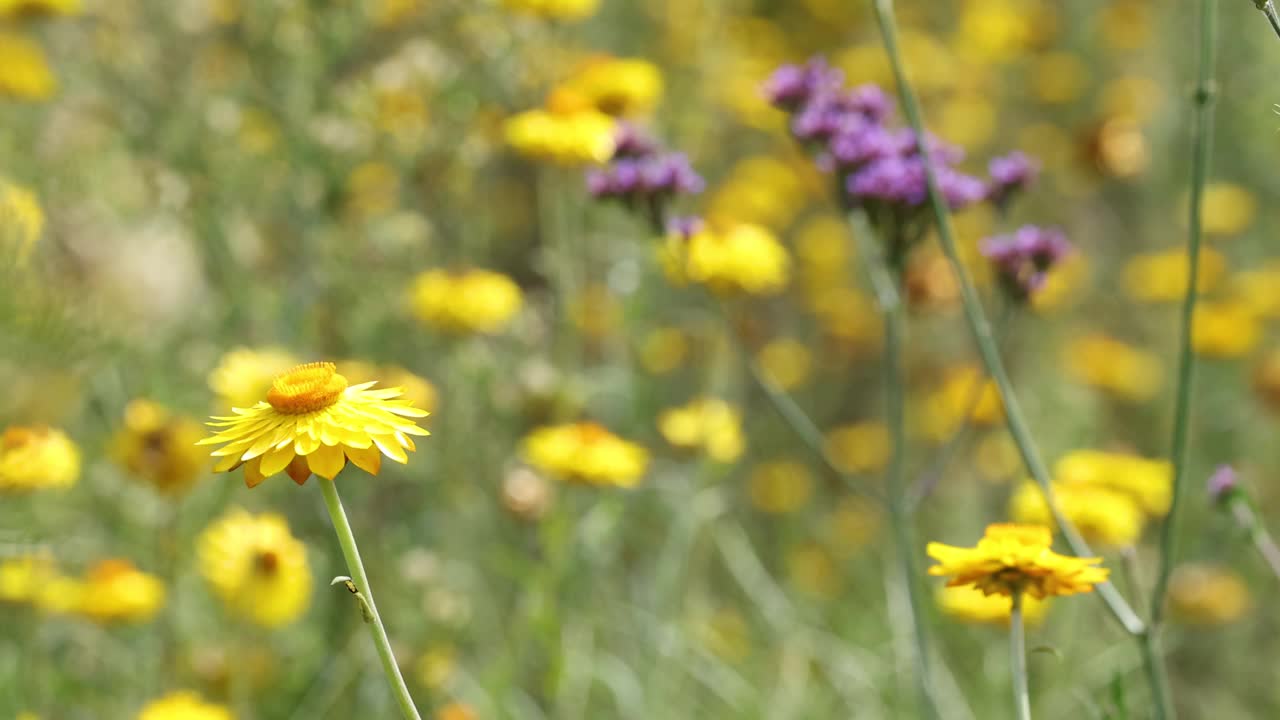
1151;0;1218;633
1229;496;1280;581
1010;591;1031;720
1255;0;1280;40
1140;630;1175;719
317;477;423;720
869;0;1145;637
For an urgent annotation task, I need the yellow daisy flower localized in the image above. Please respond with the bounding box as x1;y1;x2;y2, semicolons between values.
0;425;80;491
136;691;233;720
926;523;1109;599
111;399;208;496
504;106;616;165
1009;481;1145;548
522;422;648;487
663;223;791;296
937;584;1049;626
198;508;311;628
563;56;663;117
408;269;523;335
0;553;57;604
657;397;746;463
76;559;166;624
198;362;430;488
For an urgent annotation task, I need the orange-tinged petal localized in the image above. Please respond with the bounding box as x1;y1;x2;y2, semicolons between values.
345;444;382;476
244;458;267;488
308;442;346;479
286;456;312;485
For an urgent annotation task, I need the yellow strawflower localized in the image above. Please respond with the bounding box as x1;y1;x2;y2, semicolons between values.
0;0;79;18
917;365;1003;443
0;553;57;604
208;347;300;410
1122;247;1226;303
937;584;1048;626
657;397;745;463
824;422;890;475
136;691;234;720
1054;449;1171;515
198;508;311;627
0;32;55;100
664;223;790;295
199;362;430;488
1191;182;1256;237
522;422;648;487
0;178;44;260
76;559;166;624
0;425;80;491
500;0;599;20
408;269;523;335
1062;333;1162;401
563;57;663;117
1192;300;1260;359
926;523;1109;599
111;399;208;495
504;106;616;165
1009;482;1145;548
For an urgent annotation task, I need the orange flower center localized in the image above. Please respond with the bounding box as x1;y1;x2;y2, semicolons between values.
267;362;348;414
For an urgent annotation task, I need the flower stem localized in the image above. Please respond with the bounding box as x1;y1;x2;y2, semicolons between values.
317;477;423;720
868;0;1145;637
1010;591;1031;720
1151;0;1218;635
1229;496;1280;581
1255;0;1280;41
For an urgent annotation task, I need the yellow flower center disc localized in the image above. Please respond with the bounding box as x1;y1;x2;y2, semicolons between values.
267;362;348;414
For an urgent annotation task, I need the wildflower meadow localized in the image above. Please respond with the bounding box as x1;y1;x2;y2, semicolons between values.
5;0;1280;718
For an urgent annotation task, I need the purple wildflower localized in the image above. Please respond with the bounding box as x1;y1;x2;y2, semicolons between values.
665;215;704;241
847;156;985;210
980;225;1072;300
986;151;1040;208
1208;465;1239;504
762;58;844;112
587;153;704;201
612;122;660;159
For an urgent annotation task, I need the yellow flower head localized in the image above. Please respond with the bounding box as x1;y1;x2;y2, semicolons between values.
0;178;44;261
657;397;745;463
927;523;1109;599
409;269;523;335
748;460;813;514
0;552;57;604
664;223;790;295
76;559;166;624
1122;247;1226;304
1009;481;1145;548
501;0;599;20
336;361;438;415
824;422;890;475
0;32;55;100
208;347;300;410
756;339;812;391
198;508;311;628
137;691;234;720
504;107;616;165
1054;449;1171;516
522;422;648;487
1062;333;1163;401
563;56;663;117
199;362;430;488
1192;300;1260;359
0;425;80;491
917;365;1003;443
1169;563;1251;626
0;0;79;19
112;400;208;495
1230;263;1280;319
937;584;1048;626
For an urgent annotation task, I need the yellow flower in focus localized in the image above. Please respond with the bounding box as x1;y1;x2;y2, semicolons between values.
336;361;438;415
0;425;80;491
563;57;662;117
639;327;688;374
664;223;790;295
918;366;1003;443
928;523;1109;599
0;33;55;100
76;559;166;624
0;178;44;260
937;584;1048;626
208;347;300;410
1190;182;1256;238
409;269;523;335
657;397;745;463
198;508;311;628
1054;449;1171;515
1122;247;1226;303
522;422;648;487
0;0;80;19
112;400;208;495
1009;481;1145;548
501;0;599;20
749;460;813;514
824;422;889;475
504;108;616;165
1062;333;1162;401
199;362;430;488
756;339;812;391
1169;564;1251;626
0;553;57;604
136;691;233;720
1192;300;1260;359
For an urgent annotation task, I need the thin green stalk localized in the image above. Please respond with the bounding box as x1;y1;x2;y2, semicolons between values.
1140;630;1175;719
1253;0;1280;40
1010;591;1031;720
869;0;1145;637
1228;496;1280;581
1151;0;1218;633
317;477;423;720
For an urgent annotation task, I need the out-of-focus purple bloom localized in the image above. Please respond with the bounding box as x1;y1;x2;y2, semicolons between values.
980;225;1072;300
1208;465;1239;504
762;58;844;112
588;153;704;201
612;122;660;159
829;124;899;170
887;128;965;165
986;151;1040;208
847;156;986;210
847;83;893;124
666;215;704;241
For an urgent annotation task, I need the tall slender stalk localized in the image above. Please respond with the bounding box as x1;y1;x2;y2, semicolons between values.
1229;495;1280;581
1009;591;1031;720
868;0;1145;637
1253;0;1280;40
317;477;423;720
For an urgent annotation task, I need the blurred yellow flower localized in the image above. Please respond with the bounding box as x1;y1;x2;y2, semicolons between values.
1230;264;1280;319
809;285;881;350
1169;564;1251;626
826;497;882;553
0;425;80;491
111;399;208;496
918;366;1003;443
939;93;997;149
569;283;621;340
1009;482;1145;548
1192;300;1260;359
409;269;523;335
199;362;430;488
504;107;616;165
974;432;1022;482
748;460;813;514
695;607;751;663
1122;247;1226;303
1191;182;1256;238
1062;333;1162;401
824;422;889;475
657;397;745;463
336;361;438;415
76;559;166;624
0;32;55;100
0;178;44;261
0;553;57;604
927;523;1108;599
0;0;80;18
345;162;401;218
436;702;478;720
1033;52;1088;105
1100;75;1165;121
501;0;599;20
664;223;790;295
136;691;233;720
756;339;812;391
198;508;311;628
953;0;1032;64
937;584;1048;626
370;0;421;27
415;645;457;691
208;347;300;410
795;215;849;293
639;327;688;374
1055;449;1171;516
563;56;662;117
1100;1;1151;50
786;542;840;599
1253;350;1280;412
1088;116;1149;178
522;422;648;487
706;156;809;231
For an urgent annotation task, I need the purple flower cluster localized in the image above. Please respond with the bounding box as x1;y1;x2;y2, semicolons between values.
986;151;1039;209
586;123;705;228
1207;465;1239;504
980;225;1072;301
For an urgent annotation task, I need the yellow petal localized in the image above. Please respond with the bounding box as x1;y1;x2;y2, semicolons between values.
308;442;346;479
345;444;382;476
259;445;296;478
373;435;409;464
244;458;267;488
